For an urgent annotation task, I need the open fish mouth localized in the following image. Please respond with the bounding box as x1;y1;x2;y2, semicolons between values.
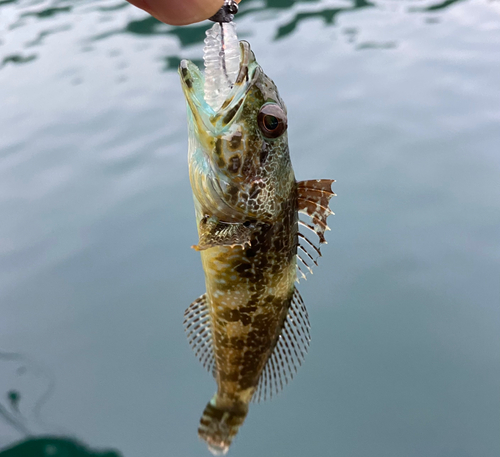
179;40;258;132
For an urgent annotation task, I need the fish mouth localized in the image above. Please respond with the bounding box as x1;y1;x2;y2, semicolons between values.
179;41;258;133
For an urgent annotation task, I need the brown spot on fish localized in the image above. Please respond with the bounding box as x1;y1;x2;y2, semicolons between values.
220;308;241;322
240;301;258;313
214;138;222;156
180;67;193;89
234;262;251;274
228;155;241;174
235;65;248;84
241;157;253;176
219;94;235;111
228;336;245;350
218;333;229;347
239;376;257;391
245;331;264;349
223;100;243;126
271;297;285;309
219;371;240;382
273;236;284;251
217;157;226;168
227;185;240;205
252;313;273;328
259;145;269;164
229;132;242;149
227;184;239;196
249;182;261;199
240;312;253;326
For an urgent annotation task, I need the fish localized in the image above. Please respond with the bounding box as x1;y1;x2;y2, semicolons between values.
179;35;335;455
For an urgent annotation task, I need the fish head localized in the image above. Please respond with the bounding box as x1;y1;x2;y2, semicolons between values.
179;41;295;224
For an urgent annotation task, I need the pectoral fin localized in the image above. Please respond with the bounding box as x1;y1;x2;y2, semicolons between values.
193;217;254;251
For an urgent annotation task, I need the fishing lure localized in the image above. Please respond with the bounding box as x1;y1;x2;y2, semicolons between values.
179;2;335;453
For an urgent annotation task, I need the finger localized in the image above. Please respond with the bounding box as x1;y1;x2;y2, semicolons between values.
127;0;240;26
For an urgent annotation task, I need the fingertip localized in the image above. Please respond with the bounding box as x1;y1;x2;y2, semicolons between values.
127;0;232;26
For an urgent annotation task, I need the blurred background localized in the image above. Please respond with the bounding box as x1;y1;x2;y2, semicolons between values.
0;0;499;456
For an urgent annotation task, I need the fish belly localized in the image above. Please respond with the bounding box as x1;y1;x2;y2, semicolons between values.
200;233;296;406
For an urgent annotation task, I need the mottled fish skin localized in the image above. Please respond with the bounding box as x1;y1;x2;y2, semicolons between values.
179;41;333;455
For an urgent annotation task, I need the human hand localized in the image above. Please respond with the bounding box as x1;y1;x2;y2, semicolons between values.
126;0;241;26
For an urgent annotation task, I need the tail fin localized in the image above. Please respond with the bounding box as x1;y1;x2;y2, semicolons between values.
198;396;248;455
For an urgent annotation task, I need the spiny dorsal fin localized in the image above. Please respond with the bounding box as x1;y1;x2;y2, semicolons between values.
183;294;215;376
253;288;310;402
297;179;336;244
296;179;335;281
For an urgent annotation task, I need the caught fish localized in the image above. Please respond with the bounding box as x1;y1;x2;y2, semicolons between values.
179;19;335;455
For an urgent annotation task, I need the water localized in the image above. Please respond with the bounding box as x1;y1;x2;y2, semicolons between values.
0;0;499;455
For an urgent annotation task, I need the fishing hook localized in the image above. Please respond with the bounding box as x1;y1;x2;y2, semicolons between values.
209;0;239;23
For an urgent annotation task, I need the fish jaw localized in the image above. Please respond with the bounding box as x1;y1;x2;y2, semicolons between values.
178;41;257;138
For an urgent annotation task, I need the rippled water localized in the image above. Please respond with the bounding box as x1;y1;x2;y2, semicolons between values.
1;0;499;456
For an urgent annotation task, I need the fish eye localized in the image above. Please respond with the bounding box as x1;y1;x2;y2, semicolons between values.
257;104;287;139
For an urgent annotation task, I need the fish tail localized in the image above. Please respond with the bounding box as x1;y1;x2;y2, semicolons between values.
198;395;248;455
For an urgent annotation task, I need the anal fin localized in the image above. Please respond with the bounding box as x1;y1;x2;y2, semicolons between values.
184;294;215;376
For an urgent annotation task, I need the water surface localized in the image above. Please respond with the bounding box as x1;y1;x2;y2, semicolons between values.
0;0;499;456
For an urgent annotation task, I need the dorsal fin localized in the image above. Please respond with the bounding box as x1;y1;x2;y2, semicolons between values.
183;294;215;376
253;288;310;402
296;179;335;281
297;179;336;244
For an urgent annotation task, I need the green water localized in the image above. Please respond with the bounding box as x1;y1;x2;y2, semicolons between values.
1;0;499;456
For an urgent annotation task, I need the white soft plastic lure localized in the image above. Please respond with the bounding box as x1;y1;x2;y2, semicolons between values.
203;22;240;111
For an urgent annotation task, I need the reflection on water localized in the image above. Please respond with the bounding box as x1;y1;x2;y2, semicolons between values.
0;352;121;455
275;0;374;39
0;351;54;437
1;437;121;457
0;0;471;71
0;54;36;69
20;5;72;19
416;0;465;11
